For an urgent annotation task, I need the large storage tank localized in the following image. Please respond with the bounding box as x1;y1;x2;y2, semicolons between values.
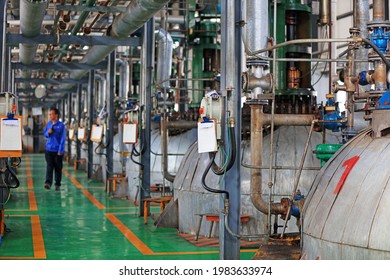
174;126;341;238
302;122;390;259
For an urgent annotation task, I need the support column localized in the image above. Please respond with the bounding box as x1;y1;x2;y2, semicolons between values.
140;20;154;216
220;0;242;260
76;84;82;169
107;51;115;179
68;92;72;161
0;0;6;92
88;70;95;179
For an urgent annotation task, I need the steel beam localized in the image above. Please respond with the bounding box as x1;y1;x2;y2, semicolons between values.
219;0;242;260
7;34;140;47
0;0;6;92
107;51;115;182
68;92;72;161
15;77;88;84
87;70;95;179
140;20;154;217
76;84;82;170
12;62;107;71
16;88;76;94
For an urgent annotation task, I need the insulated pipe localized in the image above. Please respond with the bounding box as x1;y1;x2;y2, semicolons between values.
373;0;385;21
116;59;129;100
355;0;369;80
19;0;48;65
70;0;171;80
319;0;329;26
245;0;268;98
95;74;107;110
246;0;268;59
156;28;173;91
250;104;286;215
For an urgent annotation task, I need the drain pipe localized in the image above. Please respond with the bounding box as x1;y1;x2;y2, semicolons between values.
70;0;172;81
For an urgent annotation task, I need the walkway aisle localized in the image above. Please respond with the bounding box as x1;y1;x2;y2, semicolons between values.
0;154;256;260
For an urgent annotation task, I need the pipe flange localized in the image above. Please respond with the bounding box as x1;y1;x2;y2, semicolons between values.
368;52;390;62
367;21;390;29
246;59;269;67
246;99;268;105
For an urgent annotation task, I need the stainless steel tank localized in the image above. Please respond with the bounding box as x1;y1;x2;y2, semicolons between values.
302;127;390;259
174;126;341;238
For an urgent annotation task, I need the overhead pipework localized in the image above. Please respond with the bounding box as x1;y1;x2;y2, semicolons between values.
70;0;172;81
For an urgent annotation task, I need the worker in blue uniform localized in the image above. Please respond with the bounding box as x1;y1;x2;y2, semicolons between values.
44;108;66;191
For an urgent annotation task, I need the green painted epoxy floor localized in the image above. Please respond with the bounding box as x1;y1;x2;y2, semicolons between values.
0;154;257;260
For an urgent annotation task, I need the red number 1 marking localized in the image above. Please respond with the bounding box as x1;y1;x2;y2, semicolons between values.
333;155;360;195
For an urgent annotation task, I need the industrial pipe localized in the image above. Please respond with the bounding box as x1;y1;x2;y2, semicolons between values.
116;58;130;100
248;38;361;56
261;112;316;127
19;0;48;65
319;0;330;26
249;104;318;216
70;0;172;80
373;0;385;21
250;104;286;215
161;115;176;183
245;0;269;98
156;28;173;91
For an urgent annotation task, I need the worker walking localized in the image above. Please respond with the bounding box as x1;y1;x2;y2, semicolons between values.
44;108;66;191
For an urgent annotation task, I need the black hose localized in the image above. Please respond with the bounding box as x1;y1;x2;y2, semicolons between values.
131;144;144;170
201;152;230;200
94;142;108;157
212;126;236;175
361;37;390;68
4;161;20;189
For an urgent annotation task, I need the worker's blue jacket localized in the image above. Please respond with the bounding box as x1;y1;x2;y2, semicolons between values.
44;121;66;154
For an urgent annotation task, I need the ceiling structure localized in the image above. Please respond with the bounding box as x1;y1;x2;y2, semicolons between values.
4;0;157;107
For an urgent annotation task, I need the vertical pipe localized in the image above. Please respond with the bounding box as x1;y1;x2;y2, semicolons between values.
87;70;95;179
107;51;115;180
355;0;369;78
373;0;385;21
140;19;154;217
5;46;9;92
245;0;268;99
319;0;330;25
76;84;82;169
220;0;241;260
